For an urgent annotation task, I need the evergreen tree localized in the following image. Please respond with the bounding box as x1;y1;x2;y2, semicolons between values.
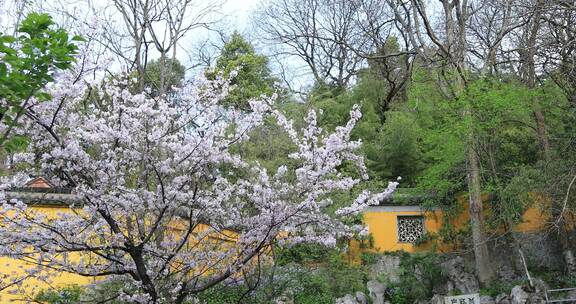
143;58;185;97
207;32;278;110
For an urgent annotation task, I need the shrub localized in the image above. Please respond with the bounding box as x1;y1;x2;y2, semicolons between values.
34;285;84;304
480;279;517;297
385;252;446;303
275;243;333;266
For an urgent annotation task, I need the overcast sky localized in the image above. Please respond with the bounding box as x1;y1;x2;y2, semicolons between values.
223;0;260;30
0;0;311;90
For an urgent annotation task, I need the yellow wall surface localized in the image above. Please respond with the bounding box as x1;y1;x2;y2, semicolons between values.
357;195;556;258
362;206;444;253
0;205;96;303
0;205;243;303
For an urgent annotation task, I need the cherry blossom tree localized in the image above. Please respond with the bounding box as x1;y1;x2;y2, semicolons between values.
0;57;397;303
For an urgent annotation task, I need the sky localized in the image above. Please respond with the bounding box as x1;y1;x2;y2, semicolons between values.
0;0;311;90
222;0;260;30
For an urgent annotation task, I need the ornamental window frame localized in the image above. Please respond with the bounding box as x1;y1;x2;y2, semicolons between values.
396;215;425;243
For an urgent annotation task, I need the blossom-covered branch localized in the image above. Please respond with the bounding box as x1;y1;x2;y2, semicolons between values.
0;61;396;303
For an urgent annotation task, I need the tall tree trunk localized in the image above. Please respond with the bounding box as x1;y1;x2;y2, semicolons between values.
517;0;576;275
159;52;167;98
555;173;576;276
488;146;531;281
467;132;496;286
559;227;576;275
533;106;550;161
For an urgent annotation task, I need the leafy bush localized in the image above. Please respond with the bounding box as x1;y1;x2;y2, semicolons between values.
35;285;84;304
360;251;380;265
275;243;333;266
480;279;517;297
195;285;259;304
384;252;446;303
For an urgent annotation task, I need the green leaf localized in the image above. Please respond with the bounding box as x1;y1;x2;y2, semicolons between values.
4;135;29;153
71;35;85;42
35;92;53;101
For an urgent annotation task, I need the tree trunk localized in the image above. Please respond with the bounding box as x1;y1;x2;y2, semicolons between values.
555;182;576;276
467;134;496;286
159;52;167;97
559;228;576;275
533;106;550;161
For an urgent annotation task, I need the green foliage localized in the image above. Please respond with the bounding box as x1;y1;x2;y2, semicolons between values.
366;111;424;184
407;67;467;203
289;254;367;303
195;285;261;304
383;252;446;303
82;278;131;304
276;243;333;266
273;247;369;303
388;290;408;304
436;210;470;249
532;269;576;289
207;32;278;110
143;57;185;97
358;233;375;249
192;252;367;304
291;271;335;304
0;12;81;151
311;60;426;186
35;285;84;304
479;279;520;297
412;76;542;212
360;251;379;265
232;116;298;174
324;254;367;296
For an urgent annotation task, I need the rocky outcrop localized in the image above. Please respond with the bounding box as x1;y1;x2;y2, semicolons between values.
368;254;401;282
531;277;549;293
367;280;386;304
336;294;360;304
337;250;558;304
510;285;529;304
496;293;511;304
440;256;480;294
335;292;368;304
355;291;367;304
429;294;444;304
273;289;294;304
480;295;496;304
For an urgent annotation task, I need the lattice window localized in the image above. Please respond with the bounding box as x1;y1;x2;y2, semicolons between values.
397;216;424;243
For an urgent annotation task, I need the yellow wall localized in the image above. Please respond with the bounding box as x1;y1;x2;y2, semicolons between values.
362;206;443;253
0;205;243;302
0;205;96;303
357;195;556;258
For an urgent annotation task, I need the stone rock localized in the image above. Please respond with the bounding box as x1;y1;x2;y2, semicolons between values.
510;286;529;304
336;294;359;304
432;279;450;295
531;277;549;293
369;254;402;283
355;291;368;304
481;295;496;304
527;294;546;304
440;256;480;294
429;294;444;304
567;288;576;301
496;293;511;304
274;289;294;304
497;264;518;282
367;280;386;304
